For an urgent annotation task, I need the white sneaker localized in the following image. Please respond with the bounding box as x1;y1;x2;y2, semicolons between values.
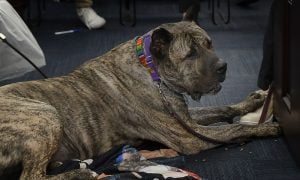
76;7;106;29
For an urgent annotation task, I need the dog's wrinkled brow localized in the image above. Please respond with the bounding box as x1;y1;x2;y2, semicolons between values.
169;34;193;60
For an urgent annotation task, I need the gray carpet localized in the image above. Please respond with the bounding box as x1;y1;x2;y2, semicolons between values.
1;0;300;179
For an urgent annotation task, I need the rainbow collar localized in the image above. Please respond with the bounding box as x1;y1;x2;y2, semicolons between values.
135;34;160;81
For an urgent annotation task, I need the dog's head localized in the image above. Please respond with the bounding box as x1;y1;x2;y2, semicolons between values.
150;14;227;101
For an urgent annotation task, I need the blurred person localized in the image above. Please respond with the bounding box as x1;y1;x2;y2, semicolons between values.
75;0;106;29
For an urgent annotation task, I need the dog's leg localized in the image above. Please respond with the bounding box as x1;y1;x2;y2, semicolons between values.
162;120;280;155
189;106;241;125
18;117;97;180
150;92;279;154
20;137;96;180
0;97;96;180
189;91;266;125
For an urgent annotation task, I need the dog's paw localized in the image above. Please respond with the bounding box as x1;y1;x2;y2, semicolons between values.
80;169;98;180
247;90;266;103
239;90;267;114
256;122;282;137
248;90;268;99
59;169;97;180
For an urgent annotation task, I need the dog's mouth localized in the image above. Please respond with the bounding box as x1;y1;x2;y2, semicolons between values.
191;93;202;101
207;84;222;95
190;84;222;101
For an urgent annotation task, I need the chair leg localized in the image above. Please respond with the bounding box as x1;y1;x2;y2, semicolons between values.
211;0;231;25
212;0;218;25
37;0;41;25
225;0;231;24
119;0;136;27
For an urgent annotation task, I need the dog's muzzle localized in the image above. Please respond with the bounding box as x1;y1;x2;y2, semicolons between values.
216;61;227;82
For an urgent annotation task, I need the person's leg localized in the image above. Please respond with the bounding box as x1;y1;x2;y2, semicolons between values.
75;0;106;29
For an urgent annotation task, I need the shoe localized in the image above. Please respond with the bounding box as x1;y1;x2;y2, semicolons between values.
76;7;106;29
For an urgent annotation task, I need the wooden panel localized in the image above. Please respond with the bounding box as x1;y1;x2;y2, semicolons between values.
273;0;300;165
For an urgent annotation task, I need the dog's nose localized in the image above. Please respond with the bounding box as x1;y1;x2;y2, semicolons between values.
216;62;227;74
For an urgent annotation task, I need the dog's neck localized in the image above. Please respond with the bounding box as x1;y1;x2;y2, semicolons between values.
135;34;160;81
135;34;184;97
135;34;187;115
136;34;185;97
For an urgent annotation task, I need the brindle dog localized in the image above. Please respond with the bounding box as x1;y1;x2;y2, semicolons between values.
0;10;280;180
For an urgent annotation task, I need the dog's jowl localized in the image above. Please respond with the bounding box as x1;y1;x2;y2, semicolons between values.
0;11;280;180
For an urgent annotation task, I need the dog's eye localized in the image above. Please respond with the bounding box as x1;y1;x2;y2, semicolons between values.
203;40;212;49
186;47;198;59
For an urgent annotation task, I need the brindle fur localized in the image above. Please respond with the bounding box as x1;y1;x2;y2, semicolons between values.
0;18;280;179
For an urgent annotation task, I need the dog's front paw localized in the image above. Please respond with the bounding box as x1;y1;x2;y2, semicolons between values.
238;90;267;115
247;90;267;103
256;122;282;137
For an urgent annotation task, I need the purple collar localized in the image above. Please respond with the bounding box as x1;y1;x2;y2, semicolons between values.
135;34;160;81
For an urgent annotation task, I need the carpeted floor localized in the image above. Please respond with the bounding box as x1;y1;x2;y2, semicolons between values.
1;0;300;179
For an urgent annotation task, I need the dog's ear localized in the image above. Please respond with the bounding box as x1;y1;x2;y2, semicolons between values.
182;2;200;23
150;28;173;59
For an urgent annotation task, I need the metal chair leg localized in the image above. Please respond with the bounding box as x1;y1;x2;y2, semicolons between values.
211;0;218;25
225;0;231;24
37;0;41;25
119;0;136;27
210;0;231;25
